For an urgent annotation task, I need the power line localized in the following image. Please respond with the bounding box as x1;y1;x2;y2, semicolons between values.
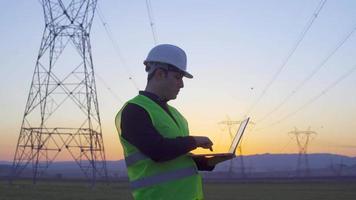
146;0;158;44
256;62;356;131
95;72;124;104
256;23;356;124
96;4;140;91
244;0;327;117
279;136;295;153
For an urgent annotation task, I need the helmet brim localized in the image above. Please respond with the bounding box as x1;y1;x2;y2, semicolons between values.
144;60;193;79
182;71;193;79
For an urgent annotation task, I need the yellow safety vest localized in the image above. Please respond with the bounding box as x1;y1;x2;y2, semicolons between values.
115;95;203;200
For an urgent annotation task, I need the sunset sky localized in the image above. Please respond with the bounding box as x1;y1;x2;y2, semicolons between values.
0;0;355;161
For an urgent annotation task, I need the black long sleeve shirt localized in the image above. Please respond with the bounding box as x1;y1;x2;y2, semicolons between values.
120;91;214;171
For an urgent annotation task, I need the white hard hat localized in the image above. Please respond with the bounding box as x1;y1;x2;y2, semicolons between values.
144;44;193;78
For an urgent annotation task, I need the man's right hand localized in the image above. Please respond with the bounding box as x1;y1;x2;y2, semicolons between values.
193;136;213;150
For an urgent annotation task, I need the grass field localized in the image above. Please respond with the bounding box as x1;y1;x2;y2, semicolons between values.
1;179;356;200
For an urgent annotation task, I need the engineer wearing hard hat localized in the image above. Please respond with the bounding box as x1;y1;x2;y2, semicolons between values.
115;44;232;200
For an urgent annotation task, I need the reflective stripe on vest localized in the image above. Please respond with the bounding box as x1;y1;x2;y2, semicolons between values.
131;166;197;190
125;152;148;167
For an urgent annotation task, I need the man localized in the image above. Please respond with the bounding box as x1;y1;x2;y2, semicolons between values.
115;44;233;200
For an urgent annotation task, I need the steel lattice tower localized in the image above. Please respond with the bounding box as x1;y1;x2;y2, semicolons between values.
10;0;108;185
289;127;317;177
219;116;253;177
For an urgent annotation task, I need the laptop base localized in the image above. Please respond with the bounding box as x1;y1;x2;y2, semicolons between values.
190;153;234;157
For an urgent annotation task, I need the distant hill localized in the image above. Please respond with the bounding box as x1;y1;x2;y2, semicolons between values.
215;153;356;172
209;153;356;178
1;153;356;179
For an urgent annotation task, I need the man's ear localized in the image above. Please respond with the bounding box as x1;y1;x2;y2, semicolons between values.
155;68;166;80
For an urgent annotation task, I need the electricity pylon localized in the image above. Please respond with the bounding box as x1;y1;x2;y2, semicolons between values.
219;116;253;177
10;0;108;186
288;127;317;177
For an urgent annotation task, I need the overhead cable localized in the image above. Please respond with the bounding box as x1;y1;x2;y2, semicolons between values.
256;23;356;124
146;0;158;44
95;72;124;104
96;4;140;91
255;63;356;131
244;0;327;117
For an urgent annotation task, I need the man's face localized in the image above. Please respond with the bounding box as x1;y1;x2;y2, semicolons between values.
160;70;184;100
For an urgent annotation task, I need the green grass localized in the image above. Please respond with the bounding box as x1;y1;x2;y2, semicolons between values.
1;179;356;200
204;181;356;200
1;180;132;200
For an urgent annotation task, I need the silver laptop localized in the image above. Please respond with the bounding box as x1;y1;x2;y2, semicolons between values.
191;117;250;157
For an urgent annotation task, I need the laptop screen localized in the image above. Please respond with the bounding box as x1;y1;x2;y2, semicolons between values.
228;117;250;154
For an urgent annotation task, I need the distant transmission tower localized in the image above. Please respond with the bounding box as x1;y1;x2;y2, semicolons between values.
289;127;317;177
219;116;253;177
10;0;108;186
